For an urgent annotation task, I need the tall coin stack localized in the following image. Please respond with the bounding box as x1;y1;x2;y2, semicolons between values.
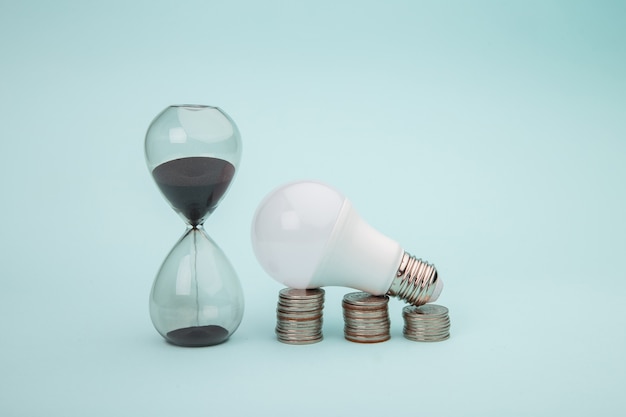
275;288;325;344
342;292;391;343
402;304;450;342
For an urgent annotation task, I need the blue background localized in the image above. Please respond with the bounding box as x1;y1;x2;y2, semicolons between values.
1;1;625;415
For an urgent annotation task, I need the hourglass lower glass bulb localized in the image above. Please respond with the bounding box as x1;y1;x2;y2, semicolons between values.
251;181;443;306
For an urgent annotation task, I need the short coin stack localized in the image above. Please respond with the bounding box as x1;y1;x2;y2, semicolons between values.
402;304;450;342
275;288;325;344
342;292;391;343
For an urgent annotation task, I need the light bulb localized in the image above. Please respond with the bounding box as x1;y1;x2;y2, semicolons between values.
251;181;443;306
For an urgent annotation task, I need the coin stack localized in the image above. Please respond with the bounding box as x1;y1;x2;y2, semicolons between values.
342;292;391;343
402;304;450;342
275;288;325;344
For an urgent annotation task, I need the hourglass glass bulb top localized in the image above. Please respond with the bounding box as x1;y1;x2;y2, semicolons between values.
251;181;443;306
145;105;241;226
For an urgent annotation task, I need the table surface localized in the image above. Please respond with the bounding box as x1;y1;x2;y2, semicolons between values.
1;1;625;416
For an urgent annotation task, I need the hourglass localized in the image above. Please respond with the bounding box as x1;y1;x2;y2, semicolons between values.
145;105;244;347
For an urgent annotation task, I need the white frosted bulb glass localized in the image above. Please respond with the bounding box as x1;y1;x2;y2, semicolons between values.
251;181;443;306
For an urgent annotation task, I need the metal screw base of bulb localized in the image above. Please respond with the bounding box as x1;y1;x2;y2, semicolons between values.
387;252;439;306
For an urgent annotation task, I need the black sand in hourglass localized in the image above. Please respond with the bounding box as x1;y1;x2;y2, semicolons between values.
152;156;235;227
151;156;235;346
166;325;230;347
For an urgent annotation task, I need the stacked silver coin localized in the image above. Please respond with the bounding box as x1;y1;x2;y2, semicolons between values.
275;288;325;344
342;292;391;343
402;304;450;342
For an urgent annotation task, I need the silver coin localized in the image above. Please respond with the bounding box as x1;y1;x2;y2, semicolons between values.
345;323;389;329
345;331;389;338
403;318;450;325
277;305;322;312
278;304;323;312
344;315;388;321
278;295;324;302
343;306;388;313
345;334;391;344
342;299;388;307
279;293;323;299
282;311;321;317
346;328;391;337
344;315;389;321
277;333;323;344
279;304;324;311
278;300;324;306
276;327;322;335
344;310;389;317
403;328;450;336
342;302;388;310
346;318;387;325
279;299;323;307
343;292;389;306
279;288;325;299
344;317;389;324
277;336;323;341
404;328;451;335
276;332;322;338
343;314;389;321
404;318;450;325
403;304;448;316
403;317;448;323
403;334;450;342
277;318;323;325
277;311;323;319
278;304;323;311
276;328;322;335
404;319;448;324
277;327;322;334
345;319;390;328
277;336;323;342
403;317;449;323
345;320;390;327
277;318;322;325
405;325;449;331
278;308;323;315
